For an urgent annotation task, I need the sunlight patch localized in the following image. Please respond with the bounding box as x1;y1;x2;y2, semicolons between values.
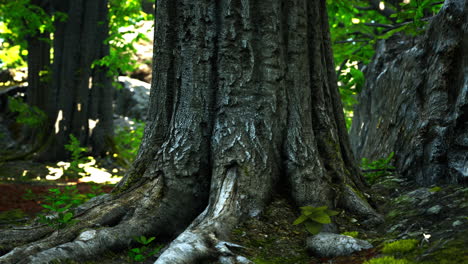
54;110;63;134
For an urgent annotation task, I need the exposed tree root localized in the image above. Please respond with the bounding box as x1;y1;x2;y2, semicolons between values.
155;167;250;263
0;178;167;263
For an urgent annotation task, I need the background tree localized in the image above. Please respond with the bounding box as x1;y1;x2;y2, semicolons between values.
0;0;381;263
38;0;113;160
0;0;113;160
350;0;468;185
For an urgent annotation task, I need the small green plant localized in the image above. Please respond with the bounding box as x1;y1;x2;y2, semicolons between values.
7;96;47;127
293;206;339;235
361;152;396;184
25;185;103;229
128;236;163;262
381;239;418;255
364;256;413;264
341;231;359;238
114;120;144;166
64;134;90;178
37;188;79;228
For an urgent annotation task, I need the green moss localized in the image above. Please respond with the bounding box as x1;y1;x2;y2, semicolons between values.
382;239;418;255
417;234;468;264
429;186;442;192
0;209;28;225
393;195;415;205
386;210;399;219
346;183;367;201
364;256;414;264
341;231;359;238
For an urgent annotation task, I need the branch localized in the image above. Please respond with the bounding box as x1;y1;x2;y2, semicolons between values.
362;168;395;173
381;16;434;34
354;5;374;11
364;22;394;29
334;39;370;44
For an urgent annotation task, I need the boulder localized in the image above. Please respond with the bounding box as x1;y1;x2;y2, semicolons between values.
349;1;468;185
114;76;150;121
306;232;373;258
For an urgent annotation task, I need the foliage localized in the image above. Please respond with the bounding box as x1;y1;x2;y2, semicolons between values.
381;239;418;255
293;206;339;235
364;256;414;264
92;0;153;79
388;0;444;37
7;96;47;127
341;231;359;238
114;120;145;166
128;236;163;262
64;134;90;178
35;188;75;228
24;185;103;229
361;152;395;184
0;0;66;68
429;186;441;192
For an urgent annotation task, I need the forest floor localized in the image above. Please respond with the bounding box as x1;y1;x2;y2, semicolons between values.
0;159;467;263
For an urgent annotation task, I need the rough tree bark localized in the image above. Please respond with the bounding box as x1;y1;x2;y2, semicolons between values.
0;0;380;263
39;0;113;160
350;0;468;185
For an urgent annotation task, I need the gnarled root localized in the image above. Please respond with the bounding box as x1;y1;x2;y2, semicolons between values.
156;167;252;264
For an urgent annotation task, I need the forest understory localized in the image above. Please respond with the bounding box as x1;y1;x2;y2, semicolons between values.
0;157;467;264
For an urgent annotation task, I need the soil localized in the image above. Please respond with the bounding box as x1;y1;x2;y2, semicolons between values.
0;160;115;227
0;182;113;217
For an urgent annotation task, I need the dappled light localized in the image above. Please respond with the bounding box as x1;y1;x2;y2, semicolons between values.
43;157;122;184
54;110;63;134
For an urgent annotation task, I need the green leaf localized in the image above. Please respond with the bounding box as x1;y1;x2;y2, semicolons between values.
293;214;309;225
326;209;340;216
62;212;73;222
145;236;156;245
41;204;54;210
305;221;323;235
300;205;327;216
130;248;141;253
309;212;331;224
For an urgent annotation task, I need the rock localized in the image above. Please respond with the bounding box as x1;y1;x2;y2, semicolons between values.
122;21;153;83
114;76;150;121
306;232;373;258
426;205;442;215
349;2;468;185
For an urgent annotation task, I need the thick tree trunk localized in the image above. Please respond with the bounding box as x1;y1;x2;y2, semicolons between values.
0;1;380;263
40;0;113;160
350;0;468;185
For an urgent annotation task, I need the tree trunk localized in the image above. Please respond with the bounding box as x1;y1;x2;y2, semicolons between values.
38;0;113;160
0;0;380;263
23;0;51;147
350;0;468;185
